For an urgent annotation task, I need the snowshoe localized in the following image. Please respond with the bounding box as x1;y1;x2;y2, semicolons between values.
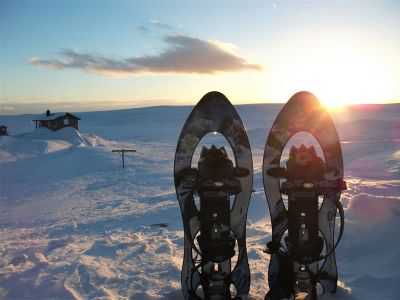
262;92;346;299
174;92;253;299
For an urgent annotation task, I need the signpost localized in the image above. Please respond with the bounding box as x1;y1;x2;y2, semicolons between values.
112;149;136;168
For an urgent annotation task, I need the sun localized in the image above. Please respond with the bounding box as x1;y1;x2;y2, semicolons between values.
266;51;398;109
310;57;396;108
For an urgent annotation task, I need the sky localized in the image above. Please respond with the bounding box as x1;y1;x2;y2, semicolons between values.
1;0;399;114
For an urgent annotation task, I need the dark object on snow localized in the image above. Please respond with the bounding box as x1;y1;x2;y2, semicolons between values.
174;92;253;299
0;125;9;136
263;92;346;300
32;109;81;131
150;223;169;228
112;149;136;168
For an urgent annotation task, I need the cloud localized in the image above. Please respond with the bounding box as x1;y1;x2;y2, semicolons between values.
29;35;263;76
0;105;15;113
137;19;174;33
149;19;173;29
137;25;150;33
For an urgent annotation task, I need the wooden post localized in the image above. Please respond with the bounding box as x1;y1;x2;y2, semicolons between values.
112;149;136;168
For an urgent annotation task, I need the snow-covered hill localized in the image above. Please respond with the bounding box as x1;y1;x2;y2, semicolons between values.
0;104;399;299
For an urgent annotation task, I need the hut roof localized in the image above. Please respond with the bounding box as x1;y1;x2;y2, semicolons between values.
33;112;81;121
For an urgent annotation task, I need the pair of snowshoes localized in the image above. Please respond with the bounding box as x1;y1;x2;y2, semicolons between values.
174;91;346;299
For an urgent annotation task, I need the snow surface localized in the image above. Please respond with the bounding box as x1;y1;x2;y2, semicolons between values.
0;103;399;299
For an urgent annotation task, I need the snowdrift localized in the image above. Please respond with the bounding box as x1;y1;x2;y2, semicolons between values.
0;127;115;164
0;104;399;299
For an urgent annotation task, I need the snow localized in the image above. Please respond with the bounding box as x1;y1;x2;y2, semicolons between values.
0;103;399;299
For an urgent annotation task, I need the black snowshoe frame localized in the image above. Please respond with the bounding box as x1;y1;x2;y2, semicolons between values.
262;92;346;299
174;92;253;299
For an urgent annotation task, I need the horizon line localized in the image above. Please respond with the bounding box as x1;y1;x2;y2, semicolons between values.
1;101;400;116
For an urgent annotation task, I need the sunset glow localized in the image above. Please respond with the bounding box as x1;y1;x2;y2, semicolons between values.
1;0;399;114
274;55;397;108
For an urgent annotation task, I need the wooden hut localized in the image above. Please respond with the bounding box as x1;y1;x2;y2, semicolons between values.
0;125;9;136
33;109;81;131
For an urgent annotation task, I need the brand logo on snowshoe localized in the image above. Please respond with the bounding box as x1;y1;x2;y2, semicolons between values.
213;181;224;188
303;182;314;188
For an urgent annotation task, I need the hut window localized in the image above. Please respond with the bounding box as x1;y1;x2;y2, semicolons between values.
64;118;69;125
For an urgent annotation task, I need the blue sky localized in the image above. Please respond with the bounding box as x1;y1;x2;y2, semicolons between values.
1;0;399;114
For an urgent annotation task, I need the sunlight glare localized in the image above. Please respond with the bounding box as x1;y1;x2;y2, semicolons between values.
314;57;395;108
268;53;397;108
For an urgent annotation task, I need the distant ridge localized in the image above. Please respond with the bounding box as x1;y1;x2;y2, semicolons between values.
1;103;398;136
